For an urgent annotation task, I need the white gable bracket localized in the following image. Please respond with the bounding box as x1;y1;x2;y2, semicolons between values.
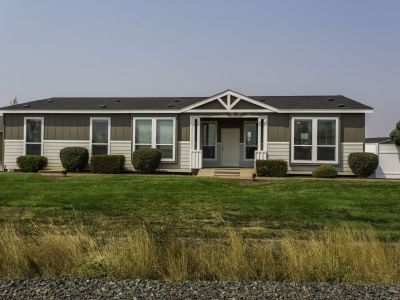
180;90;279;112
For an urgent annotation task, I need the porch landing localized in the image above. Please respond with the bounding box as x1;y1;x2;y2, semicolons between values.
197;168;255;179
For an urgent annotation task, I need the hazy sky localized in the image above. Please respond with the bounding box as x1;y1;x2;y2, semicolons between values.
1;1;399;137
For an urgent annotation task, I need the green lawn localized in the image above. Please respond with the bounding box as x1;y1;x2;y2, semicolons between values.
0;173;399;239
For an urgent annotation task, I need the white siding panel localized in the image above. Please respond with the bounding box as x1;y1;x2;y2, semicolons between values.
159;141;190;171
110;141;132;170
43;141;90;168
3;140;24;170
339;143;364;175
267;142;290;161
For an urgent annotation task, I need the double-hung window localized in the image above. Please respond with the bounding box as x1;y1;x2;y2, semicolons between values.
292;117;338;163
202;121;217;159
134;118;176;161
91;118;110;155
244;121;257;160
24;117;43;155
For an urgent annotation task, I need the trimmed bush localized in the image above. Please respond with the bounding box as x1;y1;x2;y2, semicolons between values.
16;155;48;172
389;120;400;146
132;148;162;173
60;147;89;171
256;160;288;177
90;155;125;174
312;165;338;178
348;152;379;177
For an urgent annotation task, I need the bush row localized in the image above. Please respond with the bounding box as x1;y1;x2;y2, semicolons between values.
16;147;162;174
255;152;378;178
15;147;379;178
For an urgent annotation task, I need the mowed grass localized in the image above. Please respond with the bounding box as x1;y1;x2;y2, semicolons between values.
0;173;400;239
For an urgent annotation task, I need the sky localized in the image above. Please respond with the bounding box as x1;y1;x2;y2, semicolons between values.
0;1;399;137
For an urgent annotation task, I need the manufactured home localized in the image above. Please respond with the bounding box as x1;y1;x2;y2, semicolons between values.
0;90;373;174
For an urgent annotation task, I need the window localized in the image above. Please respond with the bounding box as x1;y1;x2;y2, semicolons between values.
91;118;110;155
25;117;43;155
244;121;257;160
134;118;176;161
292;117;338;163
156;119;174;159
202;121;217;159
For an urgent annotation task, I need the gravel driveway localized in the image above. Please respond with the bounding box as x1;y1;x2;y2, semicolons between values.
0;278;399;299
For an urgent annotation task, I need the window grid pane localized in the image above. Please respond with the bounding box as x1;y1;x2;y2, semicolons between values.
92;120;108;143
26;119;42;143
294;146;312;160
202;122;216;159
294;120;312;145
26;144;41;155
156;120;173;144
135;120;152;144
245;122;257;146
246;146;257;159
317;120;336;146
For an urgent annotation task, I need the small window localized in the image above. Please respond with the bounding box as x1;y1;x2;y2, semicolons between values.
25;118;43;155
91;118;109;155
202;122;217;159
134;118;176;162
244;121;257;160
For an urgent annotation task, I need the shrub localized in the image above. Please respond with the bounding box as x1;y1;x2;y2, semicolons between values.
312;165;338;178
348;152;379;177
132;148;162;173
389;120;400;146
59;147;89;171
90;155;125;174
256;160;288;177
16;155;48;172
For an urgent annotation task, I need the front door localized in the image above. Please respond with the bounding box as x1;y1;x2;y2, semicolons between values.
222;128;240;167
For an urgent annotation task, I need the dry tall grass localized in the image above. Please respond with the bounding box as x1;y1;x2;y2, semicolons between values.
0;225;399;283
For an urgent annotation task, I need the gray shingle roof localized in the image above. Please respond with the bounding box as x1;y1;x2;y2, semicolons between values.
0;95;372;111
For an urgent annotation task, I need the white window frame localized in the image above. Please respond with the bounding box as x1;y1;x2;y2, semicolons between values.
24;117;44;156
243;120;258;161
132;117;176;162
90;117;111;156
201;121;217;161
291;116;339;164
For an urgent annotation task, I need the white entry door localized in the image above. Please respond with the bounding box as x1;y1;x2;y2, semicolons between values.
222;128;240;167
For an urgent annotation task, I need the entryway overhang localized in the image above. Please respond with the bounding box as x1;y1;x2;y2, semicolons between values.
189;114;268;170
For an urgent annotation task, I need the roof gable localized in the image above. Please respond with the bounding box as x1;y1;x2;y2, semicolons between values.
181;90;278;112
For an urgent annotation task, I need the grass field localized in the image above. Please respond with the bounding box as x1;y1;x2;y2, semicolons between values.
0;173;399;239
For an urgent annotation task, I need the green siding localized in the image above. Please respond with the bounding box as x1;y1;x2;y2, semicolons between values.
111;115;132;141
341;114;365;143
268;114;290;142
4;114;24;140
178;114;190;141
45;114;89;140
3;112;366;144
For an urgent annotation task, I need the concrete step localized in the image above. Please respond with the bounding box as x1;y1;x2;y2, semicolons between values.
197;168;255;179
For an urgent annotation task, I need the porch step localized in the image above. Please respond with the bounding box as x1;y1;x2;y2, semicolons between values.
197;168;255;179
214;169;241;177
